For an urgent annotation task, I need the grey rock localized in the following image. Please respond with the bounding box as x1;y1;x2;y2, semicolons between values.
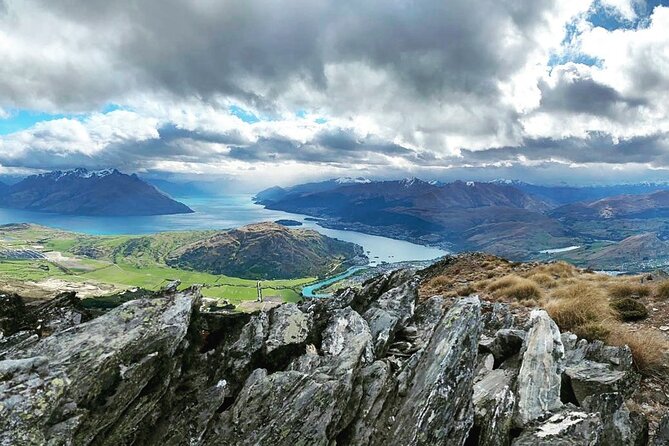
362;274;418;356
265;303;312;356
561;332;578;351
204;307;374;446
473;368;516;446
512;408;603;445
582;392;648;446
564;360;639;403
481;302;515;334
655;412;669;446
0;288;199;446
566;339;634;371
480;328;526;366
516;310;565;426
372;296;482;446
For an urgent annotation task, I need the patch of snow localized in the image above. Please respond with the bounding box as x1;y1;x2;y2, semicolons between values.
39;168;119;181
335;177;371;184
466;181;475;187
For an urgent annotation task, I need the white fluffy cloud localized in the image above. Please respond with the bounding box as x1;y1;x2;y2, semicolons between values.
0;0;668;186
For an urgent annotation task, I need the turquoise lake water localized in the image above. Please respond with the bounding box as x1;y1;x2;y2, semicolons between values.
0;194;448;265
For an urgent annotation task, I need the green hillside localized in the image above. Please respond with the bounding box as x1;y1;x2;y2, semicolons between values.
0;224;329;305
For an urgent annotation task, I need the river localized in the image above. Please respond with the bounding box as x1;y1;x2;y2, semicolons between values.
0;194;448;265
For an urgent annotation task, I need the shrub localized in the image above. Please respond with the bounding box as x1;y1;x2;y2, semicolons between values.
544;282;616;331
610;298;649;321
608;328;668;375
656;281;669;300
609;283;651;300
572;322;612;342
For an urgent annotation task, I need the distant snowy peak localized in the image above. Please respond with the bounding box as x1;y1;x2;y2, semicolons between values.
335;177;371;184
399;177;426;187
38;168;121;181
490;179;527;186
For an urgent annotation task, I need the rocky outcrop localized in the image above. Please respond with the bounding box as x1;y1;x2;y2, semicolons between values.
0;270;653;445
515;310;565;425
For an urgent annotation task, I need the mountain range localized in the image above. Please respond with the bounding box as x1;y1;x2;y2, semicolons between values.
256;178;669;269
0;168;193;216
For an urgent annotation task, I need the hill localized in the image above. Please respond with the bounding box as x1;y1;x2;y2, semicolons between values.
256;178;570;258
551;190;669;220
166;222;365;279
0;168;193;216
493;180;669;206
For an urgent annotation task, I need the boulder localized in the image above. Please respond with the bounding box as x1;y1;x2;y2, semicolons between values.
362;274;418;356
654;412;669;446
515;310;565;426
564;360;639;403
373;296;482;446
582;392;648;446
481;302;515;334
473;368;516;446
0;288;199;445
264;303;312;358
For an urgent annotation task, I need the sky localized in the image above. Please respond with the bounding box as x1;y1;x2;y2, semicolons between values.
1;0;669;190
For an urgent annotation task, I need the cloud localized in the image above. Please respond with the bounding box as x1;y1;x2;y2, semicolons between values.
0;0;668;186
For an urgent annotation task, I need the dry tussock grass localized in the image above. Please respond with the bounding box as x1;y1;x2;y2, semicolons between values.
525;272;556;288
608;327;669;374
487;275;542;301
656;281;669;300
533;261;577;279
608;282;651;299
543;282;617;331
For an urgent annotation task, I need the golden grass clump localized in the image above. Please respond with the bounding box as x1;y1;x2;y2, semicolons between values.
427;275;451;289
608;282;651;300
543;282;616;331
608;328;669;374
526;272;556;288
487;275;523;292
487;275;542;301
655;281;669;300
535;261;577;279
455;284;477;296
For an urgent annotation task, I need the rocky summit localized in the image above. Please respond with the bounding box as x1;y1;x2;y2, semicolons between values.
0;268;664;445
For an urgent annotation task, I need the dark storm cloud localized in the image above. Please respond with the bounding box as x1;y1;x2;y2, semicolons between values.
458;132;669;166
1;0;561;109
538;73;647;118
227;130;417;165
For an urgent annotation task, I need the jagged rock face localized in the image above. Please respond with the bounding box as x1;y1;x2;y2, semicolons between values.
0;271;655;445
515;310;565;425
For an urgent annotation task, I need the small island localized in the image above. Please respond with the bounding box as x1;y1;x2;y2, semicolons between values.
274;219;303;227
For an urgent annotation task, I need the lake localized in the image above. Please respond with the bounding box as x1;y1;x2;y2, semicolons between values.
0;195;448;265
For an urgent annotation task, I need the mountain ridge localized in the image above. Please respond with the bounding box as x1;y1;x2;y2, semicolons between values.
0;168;193;216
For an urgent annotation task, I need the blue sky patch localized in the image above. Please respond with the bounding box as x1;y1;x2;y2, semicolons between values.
229;105;260;123
0;103;130;135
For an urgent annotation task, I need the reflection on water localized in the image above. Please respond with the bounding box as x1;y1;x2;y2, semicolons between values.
0;195;448;264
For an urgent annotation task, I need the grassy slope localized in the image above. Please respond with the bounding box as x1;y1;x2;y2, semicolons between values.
0;225;313;304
